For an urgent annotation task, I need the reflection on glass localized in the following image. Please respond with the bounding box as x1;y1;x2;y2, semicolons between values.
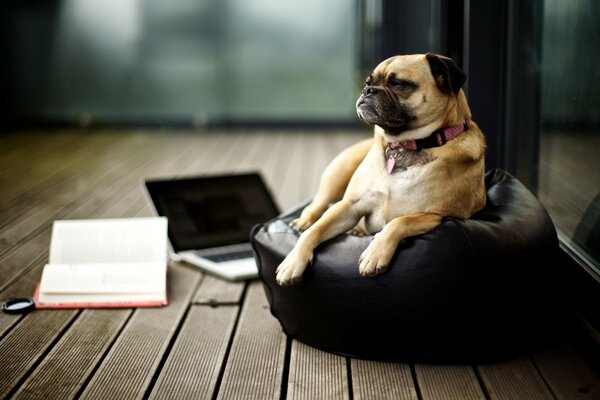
537;0;600;272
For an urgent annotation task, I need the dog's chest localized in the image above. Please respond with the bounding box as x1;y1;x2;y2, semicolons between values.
362;164;430;233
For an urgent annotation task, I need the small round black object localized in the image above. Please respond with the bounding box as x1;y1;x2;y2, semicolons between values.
2;297;36;314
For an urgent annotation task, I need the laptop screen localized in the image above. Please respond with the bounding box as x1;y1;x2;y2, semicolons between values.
144;173;280;252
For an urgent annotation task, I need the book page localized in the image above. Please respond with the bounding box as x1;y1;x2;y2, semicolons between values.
49;217;168;265
38;217;168;307
39;263;166;294
37;290;167;305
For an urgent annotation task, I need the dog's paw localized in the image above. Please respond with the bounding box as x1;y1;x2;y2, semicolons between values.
289;216;314;232
358;233;395;277
347;225;367;236
276;250;312;286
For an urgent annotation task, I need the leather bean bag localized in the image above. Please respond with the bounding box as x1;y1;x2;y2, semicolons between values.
251;169;559;363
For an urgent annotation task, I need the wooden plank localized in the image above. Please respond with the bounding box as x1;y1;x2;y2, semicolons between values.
301;132;326;200
0;143;200;393
0;131;142;229
0;131;203;291
531;345;600;399
181;131;243;176
0;133;190;290
0;132;209;392
0;228;51;293
0;132;60;174
2;129;598;400
147;132;252;308
193;274;245;305
0;129;324;400
414;364;485;400
0;259;56;336
148;305;239;400
351;359;417;400
0;174;149;294
0;131;115;208
254;132;285;206
0;310;79;399
151;131;225;179
336;129;370;150
232;131;274;174
1;129;204;218
0;133;158;256
0;131;77;179
216;281;287;400
79;263;201;400
96;132;225;216
168;132;261;307
273;132;304;210
268;130;366;212
12;309;131;400
134;130;218;180
90;132;212;218
0;181;145;294
287;340;349;400
0;131;53;171
477;356;555;400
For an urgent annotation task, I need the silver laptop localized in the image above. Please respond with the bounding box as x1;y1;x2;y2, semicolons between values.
142;173;280;280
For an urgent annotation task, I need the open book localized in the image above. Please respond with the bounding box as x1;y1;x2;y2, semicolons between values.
34;217;169;309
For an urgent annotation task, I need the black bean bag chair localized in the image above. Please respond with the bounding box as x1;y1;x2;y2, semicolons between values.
251;169;559;363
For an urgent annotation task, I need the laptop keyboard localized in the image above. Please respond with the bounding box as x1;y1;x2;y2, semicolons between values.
193;244;254;263
200;249;254;262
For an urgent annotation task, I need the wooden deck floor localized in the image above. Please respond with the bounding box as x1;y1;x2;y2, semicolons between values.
0;129;598;399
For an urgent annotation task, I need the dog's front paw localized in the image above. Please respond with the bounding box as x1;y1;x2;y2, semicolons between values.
358;233;396;277
289;216;315;232
276;250;312;286
290;205;322;232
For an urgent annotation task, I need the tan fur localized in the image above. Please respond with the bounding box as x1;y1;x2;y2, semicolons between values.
278;54;486;285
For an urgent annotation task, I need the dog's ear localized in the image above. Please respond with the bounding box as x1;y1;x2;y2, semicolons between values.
426;53;466;94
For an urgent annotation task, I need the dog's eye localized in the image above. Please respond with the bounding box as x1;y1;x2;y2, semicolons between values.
389;79;417;90
365;76;372;86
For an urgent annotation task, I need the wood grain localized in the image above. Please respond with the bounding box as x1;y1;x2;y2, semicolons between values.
193;274;246;305
414;364;485;400
12;309;131;400
216;281;287;400
0;309;79;399
351;359;417;400
531;346;600;400
0;130;598;400
477;356;555;400
148;305;239;400
287;340;349;400
79;264;201;399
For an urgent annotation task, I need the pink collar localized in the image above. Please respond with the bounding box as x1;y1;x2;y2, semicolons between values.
385;119;471;173
388;119;471;152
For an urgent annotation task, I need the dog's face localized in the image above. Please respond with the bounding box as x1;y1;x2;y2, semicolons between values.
356;53;466;135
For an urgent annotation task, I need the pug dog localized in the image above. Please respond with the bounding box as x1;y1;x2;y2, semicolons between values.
276;53;486;286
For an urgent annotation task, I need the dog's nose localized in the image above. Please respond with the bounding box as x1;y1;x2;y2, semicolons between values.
363;86;379;96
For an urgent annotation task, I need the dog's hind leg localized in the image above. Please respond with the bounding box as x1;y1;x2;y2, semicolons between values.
290;138;373;231
347;217;369;236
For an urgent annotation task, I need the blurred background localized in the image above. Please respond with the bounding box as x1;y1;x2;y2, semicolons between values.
1;0;599;304
1;0;357;125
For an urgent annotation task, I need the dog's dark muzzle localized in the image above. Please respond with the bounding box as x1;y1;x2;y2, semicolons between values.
356;87;415;133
